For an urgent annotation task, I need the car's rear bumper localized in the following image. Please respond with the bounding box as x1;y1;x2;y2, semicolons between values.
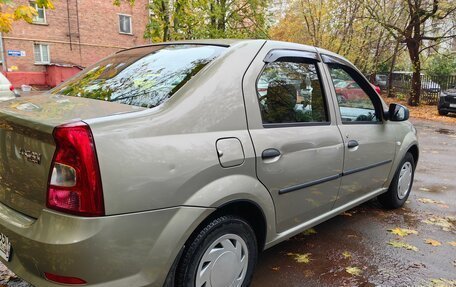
0;202;213;286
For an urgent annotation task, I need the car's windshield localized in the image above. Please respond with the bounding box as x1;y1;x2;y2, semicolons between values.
51;45;226;108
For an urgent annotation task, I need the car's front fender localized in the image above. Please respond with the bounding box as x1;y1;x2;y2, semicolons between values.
384;121;419;188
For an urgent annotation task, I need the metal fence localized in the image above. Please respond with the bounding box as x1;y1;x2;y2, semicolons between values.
389;74;456;105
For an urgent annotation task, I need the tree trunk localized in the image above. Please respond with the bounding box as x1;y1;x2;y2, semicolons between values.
173;0;181;36
217;0;226;32
387;41;400;98
210;2;216;35
406;40;421;106
161;0;170;41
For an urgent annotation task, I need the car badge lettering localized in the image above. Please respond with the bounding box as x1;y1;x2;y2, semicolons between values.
19;148;42;165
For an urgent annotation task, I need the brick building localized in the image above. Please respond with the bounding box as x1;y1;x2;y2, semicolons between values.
1;0;150;87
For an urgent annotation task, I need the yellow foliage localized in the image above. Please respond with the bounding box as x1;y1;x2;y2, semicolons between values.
425;239;442;247
388;240;419;251
388;227;418;237
287;252;312;264
0;13;14;33
0;0;54;33
302;228;317;235
342;251;351;259
430;278;456;287
37;0;55;9
345;266;362;276
13;5;36;23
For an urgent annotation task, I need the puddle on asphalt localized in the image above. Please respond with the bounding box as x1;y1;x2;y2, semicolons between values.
435;128;456;135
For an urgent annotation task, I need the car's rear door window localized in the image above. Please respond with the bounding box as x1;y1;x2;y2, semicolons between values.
256;59;329;125
52;45;226;108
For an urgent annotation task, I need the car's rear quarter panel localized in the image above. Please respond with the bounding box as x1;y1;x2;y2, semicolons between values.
87;40;268;215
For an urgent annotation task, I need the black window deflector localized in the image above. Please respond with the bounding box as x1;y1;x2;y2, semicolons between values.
321;54;352;66
263;50;319;63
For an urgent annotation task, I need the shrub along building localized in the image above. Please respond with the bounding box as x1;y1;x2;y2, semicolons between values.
1;0;150;88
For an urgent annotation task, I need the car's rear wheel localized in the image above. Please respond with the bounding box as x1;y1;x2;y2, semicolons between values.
176;215;258;287
378;152;415;209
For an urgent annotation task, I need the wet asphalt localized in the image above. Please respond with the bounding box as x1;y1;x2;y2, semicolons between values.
0;118;455;287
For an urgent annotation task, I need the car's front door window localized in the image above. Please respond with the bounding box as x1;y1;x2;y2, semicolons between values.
328;65;380;123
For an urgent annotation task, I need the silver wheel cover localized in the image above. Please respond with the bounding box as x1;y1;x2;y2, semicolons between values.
195;234;249;287
397;161;413;200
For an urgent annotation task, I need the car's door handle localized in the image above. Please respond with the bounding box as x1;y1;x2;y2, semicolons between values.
262;148;281;160
347;140;359;148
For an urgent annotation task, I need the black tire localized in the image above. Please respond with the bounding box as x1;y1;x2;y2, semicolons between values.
438;109;448;116
176;215;258;287
378;152;415;209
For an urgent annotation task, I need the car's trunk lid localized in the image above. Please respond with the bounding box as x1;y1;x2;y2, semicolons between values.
0;94;143;218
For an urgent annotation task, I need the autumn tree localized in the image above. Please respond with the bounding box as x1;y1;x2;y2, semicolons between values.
145;0;269;42
0;0;54;33
270;0;399;75
365;0;456;105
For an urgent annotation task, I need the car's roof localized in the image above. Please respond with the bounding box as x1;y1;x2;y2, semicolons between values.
117;39;356;70
117;39;261;53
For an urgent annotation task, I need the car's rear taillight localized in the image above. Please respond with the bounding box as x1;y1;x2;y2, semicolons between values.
9;85;14;91
47;121;104;216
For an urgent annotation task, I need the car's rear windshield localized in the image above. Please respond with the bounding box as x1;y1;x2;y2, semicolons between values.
51;45;226;108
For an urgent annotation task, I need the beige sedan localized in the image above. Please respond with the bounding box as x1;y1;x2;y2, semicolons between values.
0;40;418;287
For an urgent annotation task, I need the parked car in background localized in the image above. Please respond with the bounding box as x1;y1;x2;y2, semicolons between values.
372;83;381;95
374;74;387;90
0;40;419;287
438;85;456;115
0;73;17;101
335;80;381;101
421;80;441;93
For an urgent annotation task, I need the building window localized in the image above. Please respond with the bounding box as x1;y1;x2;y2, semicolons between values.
30;2;46;24
34;43;50;64
119;14;132;34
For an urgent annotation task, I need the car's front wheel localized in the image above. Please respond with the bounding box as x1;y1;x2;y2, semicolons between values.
378;152;415;209
438;109;448;116
176;215;258;287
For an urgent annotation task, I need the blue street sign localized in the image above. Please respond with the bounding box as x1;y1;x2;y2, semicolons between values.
7;50;26;57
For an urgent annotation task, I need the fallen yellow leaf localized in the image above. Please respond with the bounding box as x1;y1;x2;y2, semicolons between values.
388;240;419;251
287;252;312;264
418;198;444;204
447;241;456;247
388;227;418;237
345;266;362;276
302;228;317;235
430;278;456;287
342;251;351;259
425;239;442;246
422;216;455;232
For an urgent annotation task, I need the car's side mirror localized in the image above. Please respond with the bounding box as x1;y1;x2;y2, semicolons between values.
386;103;409;121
